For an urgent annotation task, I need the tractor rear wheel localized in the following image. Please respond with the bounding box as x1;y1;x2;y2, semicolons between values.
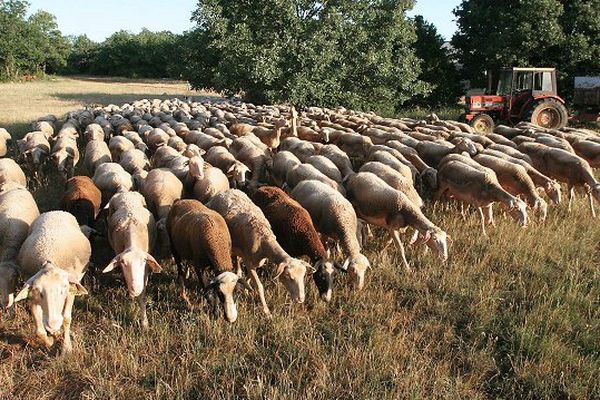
469;113;495;134
527;99;568;129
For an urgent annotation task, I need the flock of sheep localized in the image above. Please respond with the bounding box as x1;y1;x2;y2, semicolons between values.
1;97;600;355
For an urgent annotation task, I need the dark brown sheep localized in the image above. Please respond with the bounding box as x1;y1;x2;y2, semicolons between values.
249;186;335;301
166;199;239;322
61;176;101;231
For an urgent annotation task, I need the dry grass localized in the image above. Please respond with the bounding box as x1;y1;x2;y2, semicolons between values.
0;78;599;400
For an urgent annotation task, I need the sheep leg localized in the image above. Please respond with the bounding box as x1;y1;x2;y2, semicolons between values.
247;267;272;318
588;192;596;218
61;293;75;354
568;185;574;212
173;250;192;309
32;304;54;349
390;229;410;271
138;291;149;330
478;207;487;237
486;205;495;227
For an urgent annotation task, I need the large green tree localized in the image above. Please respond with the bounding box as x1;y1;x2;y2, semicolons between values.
452;0;600;95
410;15;462;106
184;0;428;114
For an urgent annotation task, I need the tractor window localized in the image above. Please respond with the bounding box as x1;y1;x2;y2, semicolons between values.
533;71;554;93
515;72;533;91
542;71;553;92
497;71;512;95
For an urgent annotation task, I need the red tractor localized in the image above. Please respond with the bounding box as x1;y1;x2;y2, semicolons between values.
464;67;568;133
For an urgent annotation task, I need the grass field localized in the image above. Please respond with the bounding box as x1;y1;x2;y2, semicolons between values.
1;77;599;400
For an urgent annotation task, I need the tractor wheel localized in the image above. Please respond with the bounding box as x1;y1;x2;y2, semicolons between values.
469;113;495;134
527;99;568;129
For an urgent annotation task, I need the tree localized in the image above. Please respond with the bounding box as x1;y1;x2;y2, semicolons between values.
410;15;462;106
0;0;30;78
452;0;565;88
27;10;71;73
185;0;428;114
65;35;99;74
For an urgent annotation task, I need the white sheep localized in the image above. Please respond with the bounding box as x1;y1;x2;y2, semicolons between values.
0;128;11;157
92;162;134;205
0;158;27;186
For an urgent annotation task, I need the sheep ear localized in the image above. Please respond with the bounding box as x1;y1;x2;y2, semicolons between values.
102;256;120;273
227;164;236;173
340;258;350;271
146;254;162;273
14;284;31;302
273;263;286;280
69;282;88;296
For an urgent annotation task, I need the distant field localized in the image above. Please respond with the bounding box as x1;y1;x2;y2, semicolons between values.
0;75;217;139
0;77;599;399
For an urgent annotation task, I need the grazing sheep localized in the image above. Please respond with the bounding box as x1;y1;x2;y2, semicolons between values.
366;150;415;184
249;186;336;301
15;211;90;353
279;137;317;162
518;142;600;216
473;154;548;221
61;176;102;231
119;149;150;175
146;128;170;153
415;137;478;168
192;165;230;203
229;137;271;188
436;160;528;235
166;200;240;322
0;128;11;157
305;155;342;183
290;180;369;290
103;192;161;329
251;119;287;148
481;148;561;204
271;151;301;187
346;172;447;269
571;140;600;168
0;158;27;186
84;134;112;175
139;169;183;221
0;183;40;310
318;144;355;179
122;131;149;153
333;132;373;160
18;132;51;180
92;162;135;205
386;140;438;191
204;146;250;188
359;161;423;208
487;143;533;164
108;136;135;163
51;136;79;181
168;136;187;153
207;189;309;317
285;163;345;194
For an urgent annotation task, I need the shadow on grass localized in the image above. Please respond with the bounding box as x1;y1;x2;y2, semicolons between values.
51;92;221;107
67;75;189;85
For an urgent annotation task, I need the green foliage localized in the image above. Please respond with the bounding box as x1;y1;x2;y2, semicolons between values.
185;0;428;114
452;0;600;96
0;1;70;79
409;15;462;106
64;35;99;74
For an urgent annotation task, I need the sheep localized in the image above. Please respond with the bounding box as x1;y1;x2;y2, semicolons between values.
184;130;228;151
305;155;342;183
84;123;105;142
14;211;90;353
279;137;317;162
206;189;310;317
473;154;548;221
192;164;230;203
119;149;150;175
346;172;447;270
318;144;355;179
486;133;518;148
359;161;423;208
415;137;478;168
204;146;250;188
168;136;187;153
251;119;287;148
229;137;271;188
271;151;301;187
385;140;438;191
0;128;11;157
103;192;161;329
166;200;240;321
84;134;112;175
31;120;55;138
481;148;561;204
50;135;79;181
333;132;373;160
0;183;40;310
0;158;27;186
183;143;205;159
139;169;183;221
571;139;600;168
122;131;149;153
92;162;135;205
145;128;170;153
285;163;345;194
290;180;369;290
18;132;50;180
487;143;533;164
108;136;135;163
517;142;600;216
249;186;336;301
435;160;528;235
60;176;102;231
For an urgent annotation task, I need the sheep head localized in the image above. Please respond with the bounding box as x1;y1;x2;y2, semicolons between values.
274;258;309;303
14;262;87;342
228;162;250;188
506;198;528;227
103;249;161;298
419;229;449;262
340;254;370;291
206;271;240;323
312;259;336;302
545;180;562;204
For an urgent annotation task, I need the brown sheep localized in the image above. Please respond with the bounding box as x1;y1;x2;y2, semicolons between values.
60;176;102;231
166;200;239;322
249;186;336;302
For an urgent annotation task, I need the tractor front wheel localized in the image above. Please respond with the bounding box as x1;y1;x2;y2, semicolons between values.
527;99;568;129
469;113;495;134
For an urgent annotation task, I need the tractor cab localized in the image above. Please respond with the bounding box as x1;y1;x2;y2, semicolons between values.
465;67;568;133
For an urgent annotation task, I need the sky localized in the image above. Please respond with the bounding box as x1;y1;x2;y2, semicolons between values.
28;0;461;42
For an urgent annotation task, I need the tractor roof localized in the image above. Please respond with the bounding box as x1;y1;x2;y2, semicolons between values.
500;67;556;73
